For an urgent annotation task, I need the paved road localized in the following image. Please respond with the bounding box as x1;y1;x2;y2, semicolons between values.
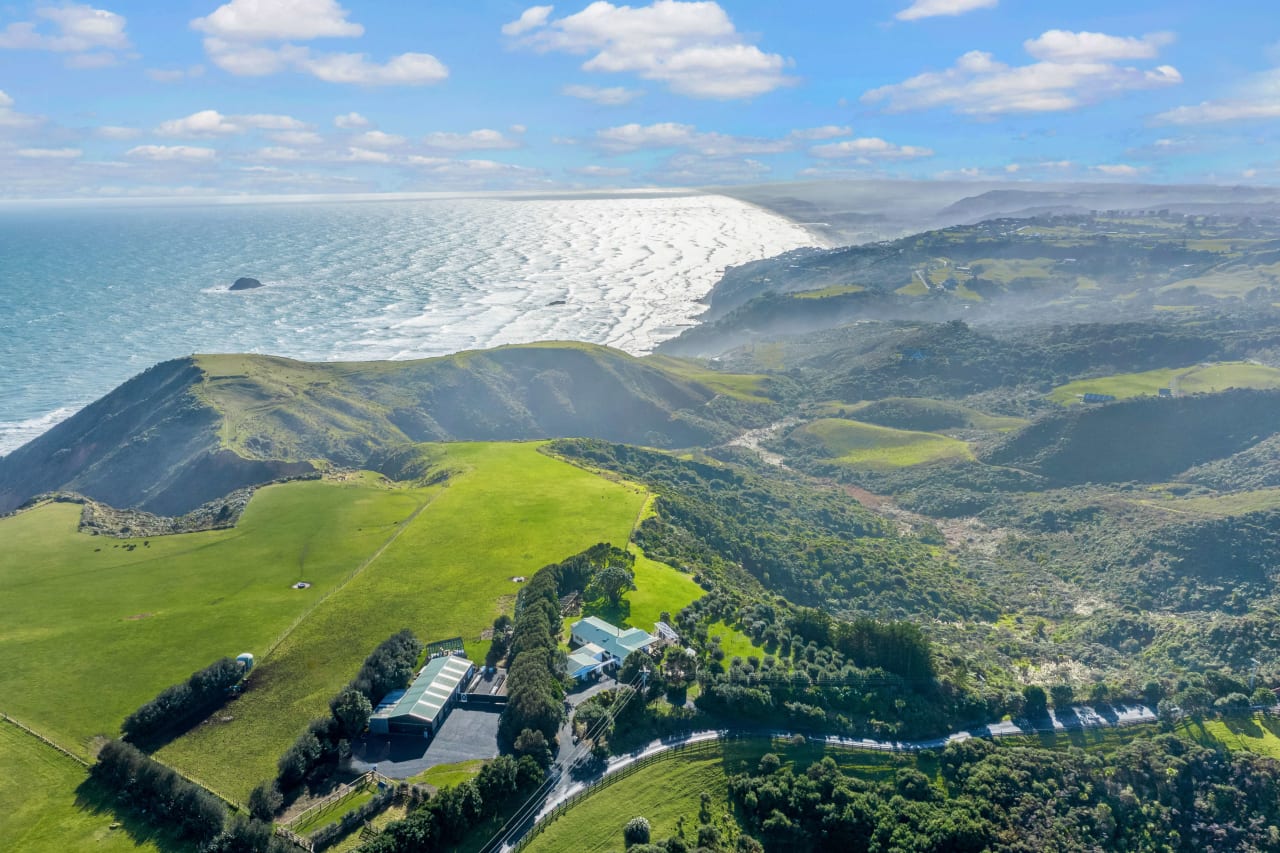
523;702;1157;837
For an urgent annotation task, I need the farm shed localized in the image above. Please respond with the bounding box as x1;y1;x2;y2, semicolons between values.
369;655;476;737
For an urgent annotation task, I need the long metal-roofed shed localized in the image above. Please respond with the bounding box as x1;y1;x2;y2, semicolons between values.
369;654;476;737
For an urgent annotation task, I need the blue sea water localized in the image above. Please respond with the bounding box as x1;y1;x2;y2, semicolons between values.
0;193;814;454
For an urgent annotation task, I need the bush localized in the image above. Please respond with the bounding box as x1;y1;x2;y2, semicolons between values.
248;780;283;821
90;740;226;842
624;816;652;847
122;657;244;745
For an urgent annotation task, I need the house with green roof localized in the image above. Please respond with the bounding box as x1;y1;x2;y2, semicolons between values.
368;654;475;736
567;616;656;681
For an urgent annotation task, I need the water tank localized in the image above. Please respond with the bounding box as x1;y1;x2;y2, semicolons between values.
236;652;255;672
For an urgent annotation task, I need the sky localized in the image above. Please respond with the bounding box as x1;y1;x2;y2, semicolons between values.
0;0;1277;198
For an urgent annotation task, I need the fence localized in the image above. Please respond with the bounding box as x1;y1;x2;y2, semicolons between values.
284;770;389;833
0;711;88;766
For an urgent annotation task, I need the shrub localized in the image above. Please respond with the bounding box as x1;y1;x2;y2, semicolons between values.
624;816;652;847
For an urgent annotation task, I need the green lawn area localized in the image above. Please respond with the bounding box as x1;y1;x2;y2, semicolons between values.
707;621;762;662
816;397;1027;432
0;477;429;760
410;759;489;790
0;722;165;853
159;442;646;800
641;354;772;404
792;418;973;470
792;284;866;299
1050;361;1280;405
289;785;375;836
526;737;913;853
1181;715;1280;759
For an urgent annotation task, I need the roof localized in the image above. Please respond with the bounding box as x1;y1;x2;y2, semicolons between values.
373;655;474;725
567;648;607;675
572;616;656;663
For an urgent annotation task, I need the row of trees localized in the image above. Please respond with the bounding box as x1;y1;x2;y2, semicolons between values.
355;754;544;852
499;543;633;759
90;739;294;851
250;629;423;819
121;656;245;747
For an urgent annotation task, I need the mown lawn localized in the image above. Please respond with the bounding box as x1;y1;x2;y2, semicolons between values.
0;477;429;760
0;722;166;853
160;442;646;800
795;418;973;469
410;759;489;790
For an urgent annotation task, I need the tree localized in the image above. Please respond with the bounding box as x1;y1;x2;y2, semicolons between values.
758;753;781;775
1023;685;1048;718
1089;682;1110;705
332;688;373;738
624;816;652;847
1049;684;1074;709
587;564;635;606
247;781;283;821
513;728;552;767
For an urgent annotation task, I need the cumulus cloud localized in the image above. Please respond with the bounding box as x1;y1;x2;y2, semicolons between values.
126;144;219;161
405;156;546;188
1156;69;1280;124
0;3;131;68
192;0;447;86
896;0;997;21
422;128;523;152
16;147;82;159
334;111;369;128
0;89;43;128
562;84;643;105
156;110;307;136
95;125;142;139
248;146;303;160
863;31;1181;115
593;122;856;158
505;1;794;99
789;125;852;140
809;137;934;160
270;130;324;146
570;164;632;177
1092;163;1147;176
351;130;406;148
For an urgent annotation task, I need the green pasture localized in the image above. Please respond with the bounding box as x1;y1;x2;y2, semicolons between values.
159;442;645;800
0;477;427;759
641;354;772;403
707;621;763;662
1050;361;1280;405
410;759;489;790
814;397;1027;432
0;722;163;853
792;418;973;469
792;283;866;299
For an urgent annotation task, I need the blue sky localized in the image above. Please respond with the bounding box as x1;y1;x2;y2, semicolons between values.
0;0;1276;197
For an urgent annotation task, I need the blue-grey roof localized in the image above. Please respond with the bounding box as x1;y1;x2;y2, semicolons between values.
571;616;655;663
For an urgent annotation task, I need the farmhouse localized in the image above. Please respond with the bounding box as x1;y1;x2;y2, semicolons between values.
369;654;475;737
568;616;657;679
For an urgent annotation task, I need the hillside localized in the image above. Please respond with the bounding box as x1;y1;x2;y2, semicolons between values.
0;344;754;515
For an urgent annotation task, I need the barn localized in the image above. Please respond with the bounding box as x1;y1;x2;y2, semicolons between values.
368;654;476;737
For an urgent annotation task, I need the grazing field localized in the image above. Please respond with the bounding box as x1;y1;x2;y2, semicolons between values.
641;354;771;403
816;397;1028;432
791;418;973;469
411;759;489;790
0;477;430;758
1185;715;1280;759
159;442;646;800
1142;487;1280;517
1050;361;1280;404
623;549;705;631
0;722;162;853
707;621;764;661
525;737;913;853
793;283;866;299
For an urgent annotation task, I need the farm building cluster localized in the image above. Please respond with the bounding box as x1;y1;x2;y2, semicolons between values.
564;615;679;682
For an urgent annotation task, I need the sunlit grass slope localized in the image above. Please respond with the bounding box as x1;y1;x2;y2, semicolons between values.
792;418;973;469
1050;361;1280;405
0;477;428;757
160;442;645;800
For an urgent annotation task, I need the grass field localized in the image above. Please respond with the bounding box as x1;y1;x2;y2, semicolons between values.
1180;715;1280;759
1050;361;1280;405
707;621;763;661
815;398;1027;432
641;354;772;404
289;784;375;835
0;477;430;759
0;722;164;853
526;737;913;853
792;284;866;299
159;442;646;800
410;759;489;790
792;418;973;469
1141;487;1280;517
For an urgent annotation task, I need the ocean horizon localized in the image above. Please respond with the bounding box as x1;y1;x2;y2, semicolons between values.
0;191;815;456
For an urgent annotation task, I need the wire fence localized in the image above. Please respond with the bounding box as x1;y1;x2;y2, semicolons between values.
0;711;88;766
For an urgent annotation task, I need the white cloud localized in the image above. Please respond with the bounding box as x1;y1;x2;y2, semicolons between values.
789;125;852;140
156;110;307;136
351;130;406;148
96;125;142;139
810;137;934;160
298;51;448;85
126;144;218;162
270;130;324;146
562;84;643;105
344;146;392;163
896;0;997;21
16;147;82;159
593;121;804;158
1025;30;1173;63
1156;69;1280;124
652;152;770;183
864;32;1182;115
249;146;303;160
1092;163;1147;176
570;164;631;177
192;0;447;86
0;4;130;56
405;156;545;188
502;5;552;37
334;111;369;128
423;128;523;151
506;1;794;99
191;0;362;40
0;89;43;128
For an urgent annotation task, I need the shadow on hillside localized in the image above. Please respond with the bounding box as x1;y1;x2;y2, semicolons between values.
73;778;199;853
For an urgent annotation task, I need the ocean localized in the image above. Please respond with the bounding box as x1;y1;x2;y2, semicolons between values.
0;192;814;455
